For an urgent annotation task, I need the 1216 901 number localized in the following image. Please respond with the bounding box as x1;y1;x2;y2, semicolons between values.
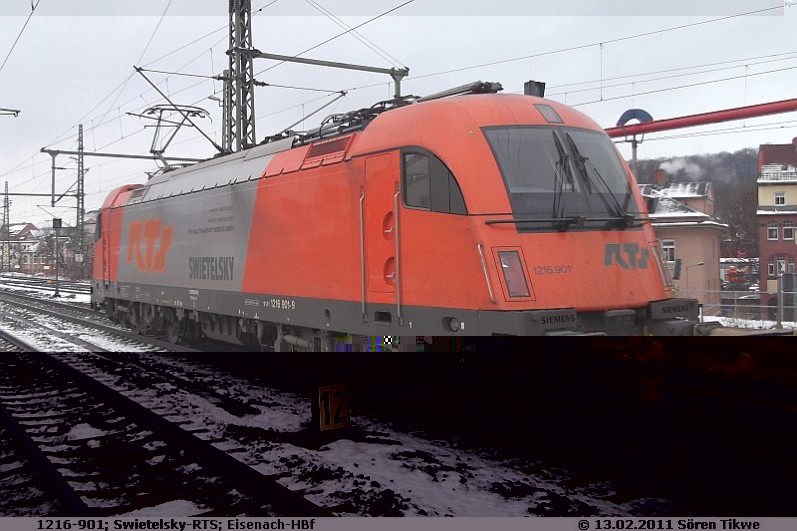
532;264;572;275
38;520;109;531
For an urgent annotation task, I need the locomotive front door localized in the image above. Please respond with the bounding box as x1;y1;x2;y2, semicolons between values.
364;153;399;302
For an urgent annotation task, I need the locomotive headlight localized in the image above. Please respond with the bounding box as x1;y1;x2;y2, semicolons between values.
498;250;531;298
448;318;460;332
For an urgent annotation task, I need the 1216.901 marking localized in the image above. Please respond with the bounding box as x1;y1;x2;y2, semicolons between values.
532;264;572;275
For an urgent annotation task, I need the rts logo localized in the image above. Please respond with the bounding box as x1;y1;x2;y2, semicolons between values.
126;219;174;273
604;243;650;270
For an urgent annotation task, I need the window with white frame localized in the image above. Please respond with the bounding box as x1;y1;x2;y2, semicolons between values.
784;221;795;241
768;222;779;240
775;192;786;205
662;240;676;262
778;256;786;275
790;256;796;274
768;258;775;277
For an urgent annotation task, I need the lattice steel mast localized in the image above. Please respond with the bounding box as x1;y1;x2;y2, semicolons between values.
228;0;256;151
2;182;9;272
76;124;85;277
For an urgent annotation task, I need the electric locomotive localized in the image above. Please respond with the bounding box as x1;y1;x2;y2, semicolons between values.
91;81;702;349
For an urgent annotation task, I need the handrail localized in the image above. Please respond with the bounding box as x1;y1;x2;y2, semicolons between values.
359;190;367;323
394;188;403;326
477;243;496;304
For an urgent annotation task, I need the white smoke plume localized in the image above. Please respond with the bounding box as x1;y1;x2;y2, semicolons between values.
659;158;705;180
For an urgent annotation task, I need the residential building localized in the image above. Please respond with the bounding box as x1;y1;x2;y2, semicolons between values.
639;180;727;315
756;141;797;319
0;214;98;278
0;222;40;273
652;181;715;217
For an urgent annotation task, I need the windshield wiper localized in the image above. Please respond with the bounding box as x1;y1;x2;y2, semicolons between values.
564;132;633;226
483;214;653;232
485;216;587;228
550;130;573;220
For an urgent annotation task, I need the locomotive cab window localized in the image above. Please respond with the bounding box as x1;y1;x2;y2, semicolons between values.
402;150;466;215
483;125;645;232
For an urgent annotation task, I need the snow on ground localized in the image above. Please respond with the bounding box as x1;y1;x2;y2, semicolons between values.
51;353;659;517
0;461;24;474
66;423;108;441
118;501;206;517
0;298;161;352
703;316;797;330
0;275;91;304
0;275;167;351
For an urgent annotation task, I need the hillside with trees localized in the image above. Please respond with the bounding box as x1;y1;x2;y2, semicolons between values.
632;148;759;258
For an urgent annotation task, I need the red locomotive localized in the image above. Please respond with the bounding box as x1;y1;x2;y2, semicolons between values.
91;82;701;349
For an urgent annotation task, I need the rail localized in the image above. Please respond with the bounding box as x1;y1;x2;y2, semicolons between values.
0;290;200;352
0;397;91;515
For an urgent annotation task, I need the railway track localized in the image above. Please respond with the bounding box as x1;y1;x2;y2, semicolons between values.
12;351;792;517
39;353;676;516
202;353;797;516
0;274;90;295
0;338;64;516
0;354;331;517
0;412;67;516
0;328;35;353
0;290;198;353
140;354;698;516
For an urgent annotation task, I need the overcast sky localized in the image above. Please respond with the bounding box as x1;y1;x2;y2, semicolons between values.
0;0;794;228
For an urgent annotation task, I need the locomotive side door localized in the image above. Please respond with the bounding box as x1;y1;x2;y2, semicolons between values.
102;209;111;287
364;153;401;323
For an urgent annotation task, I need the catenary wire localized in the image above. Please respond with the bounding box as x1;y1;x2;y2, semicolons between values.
304;0;406;68
0;0;43;77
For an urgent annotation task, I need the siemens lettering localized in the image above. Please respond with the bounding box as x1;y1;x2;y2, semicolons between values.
662;304;690;314
189;257;235;281
541;314;576;325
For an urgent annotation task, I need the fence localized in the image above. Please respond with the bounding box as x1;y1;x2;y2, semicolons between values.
684;288;797;329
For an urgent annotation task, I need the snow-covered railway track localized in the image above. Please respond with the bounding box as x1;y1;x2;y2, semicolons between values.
1;311;112;352
0;274;90;295
66;353;680;517
0;328;38;352
0;371;88;517
0;354;330;517
174;354;797;516
0;291;198;353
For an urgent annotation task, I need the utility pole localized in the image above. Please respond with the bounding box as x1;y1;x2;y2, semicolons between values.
228;0;256;151
2;182;9;273
222;69;232;152
2;110;19;272
77;124;85;278
53;218;61;298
